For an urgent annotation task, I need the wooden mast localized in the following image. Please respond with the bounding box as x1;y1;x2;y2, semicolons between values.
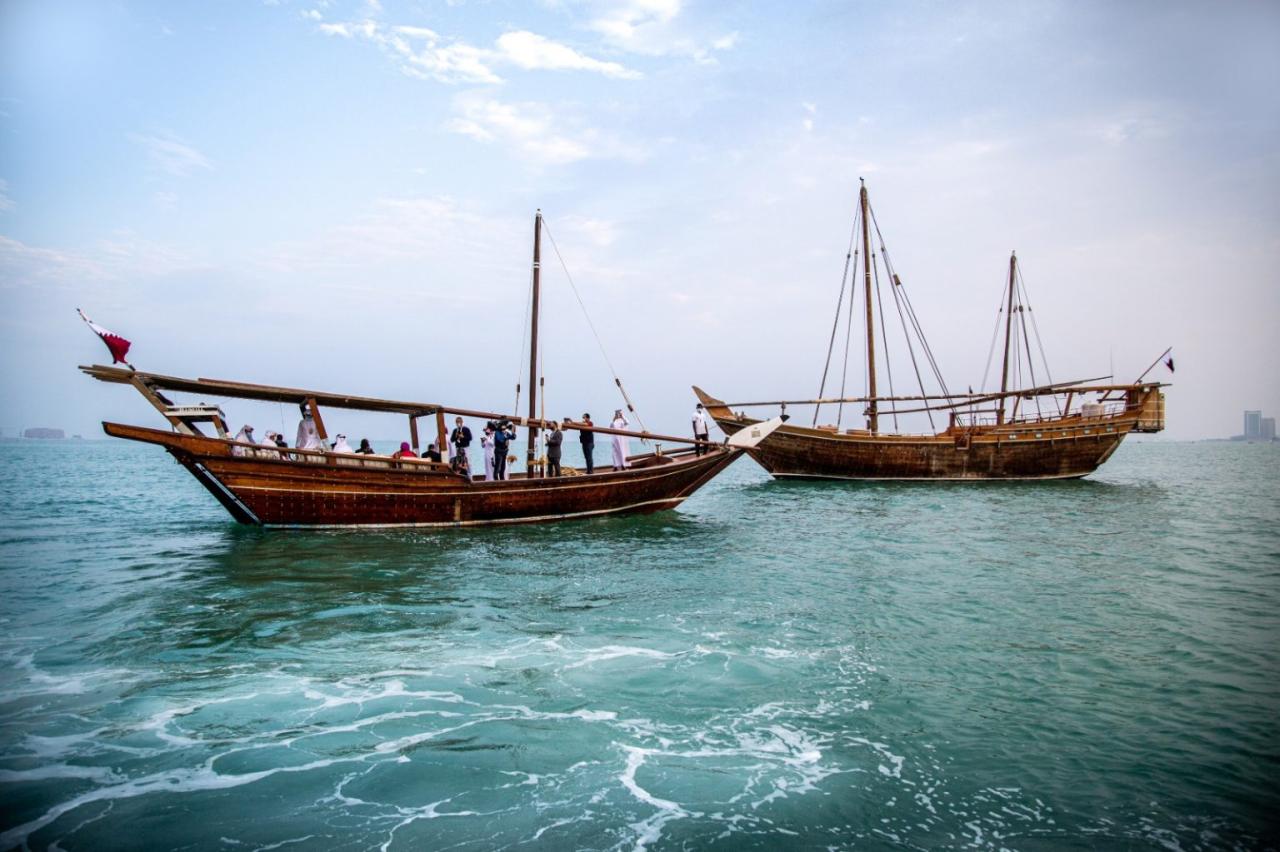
860;179;878;433
526;210;543;477
997;251;1017;425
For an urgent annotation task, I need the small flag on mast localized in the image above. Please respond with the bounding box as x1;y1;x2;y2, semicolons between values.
77;308;133;367
1164;356;1175;373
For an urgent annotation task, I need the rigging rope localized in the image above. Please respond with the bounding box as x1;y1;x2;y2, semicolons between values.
514;267;533;413
978;277;1008;394
541;218;649;435
1015;278;1043;420
837;244;859;430
870;206;951;398
871;252;903;431
1015;261;1060;415
815;207;861;427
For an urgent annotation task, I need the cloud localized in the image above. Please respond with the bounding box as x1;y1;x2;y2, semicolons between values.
446;94;647;165
587;0;738;64
316;20;640;84
0;236;106;290
130;133;212;177
0;232;199;294
0;179;13;212
495;31;642;79
257;196;522;296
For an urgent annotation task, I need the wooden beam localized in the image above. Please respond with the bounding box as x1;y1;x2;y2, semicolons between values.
409;416;420;452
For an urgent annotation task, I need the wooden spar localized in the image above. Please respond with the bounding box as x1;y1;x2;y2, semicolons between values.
717;375;1124;408
409;416;420;452
860;180;877;433
1134;346;1173;383
998;251;1017;425
79;364;715;447
527;210;542;477
436;410;448;457
80;365;447;415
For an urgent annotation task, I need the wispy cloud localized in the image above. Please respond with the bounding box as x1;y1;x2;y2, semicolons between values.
0;236;106;290
316;20;641;84
495;31;641;79
587;0;738;64
0;231;199;294
130;133;212;177
0;179;14;212
447;94;647;165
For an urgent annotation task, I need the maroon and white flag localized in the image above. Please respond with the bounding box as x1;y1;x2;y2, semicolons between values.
77;308;133;366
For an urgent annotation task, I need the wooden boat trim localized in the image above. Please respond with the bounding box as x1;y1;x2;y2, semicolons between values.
266;497;687;529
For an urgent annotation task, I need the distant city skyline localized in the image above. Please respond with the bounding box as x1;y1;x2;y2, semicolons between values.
2;0;1278;442
1238;410;1276;442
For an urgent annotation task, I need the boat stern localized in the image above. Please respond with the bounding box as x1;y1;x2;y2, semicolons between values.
1128;385;1166;433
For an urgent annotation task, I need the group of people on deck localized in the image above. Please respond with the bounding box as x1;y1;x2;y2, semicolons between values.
228;403;713;478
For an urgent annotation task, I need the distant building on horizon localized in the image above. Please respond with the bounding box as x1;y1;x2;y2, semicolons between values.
1233;410;1276;442
1244;410;1262;439
23;427;66;439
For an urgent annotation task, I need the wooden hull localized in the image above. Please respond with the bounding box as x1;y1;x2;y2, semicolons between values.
104;422;739;527
694;389;1138;481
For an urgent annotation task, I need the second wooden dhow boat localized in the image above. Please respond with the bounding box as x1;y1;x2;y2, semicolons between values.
696;181;1167;481
84;212;783;526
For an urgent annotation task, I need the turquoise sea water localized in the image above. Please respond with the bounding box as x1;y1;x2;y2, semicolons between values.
1;439;1277;850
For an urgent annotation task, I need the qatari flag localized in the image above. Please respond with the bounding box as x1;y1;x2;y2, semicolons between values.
77;308;133;366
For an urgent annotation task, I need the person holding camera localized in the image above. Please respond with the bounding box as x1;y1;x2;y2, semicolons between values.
492;420;516;480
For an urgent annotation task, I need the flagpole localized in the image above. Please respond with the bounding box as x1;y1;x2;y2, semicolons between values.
1134;346;1173;383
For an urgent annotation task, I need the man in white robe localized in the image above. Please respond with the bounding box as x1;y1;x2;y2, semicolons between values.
258;430;282;459
295;409;325;462
331;434;353;454
232;425;254;457
481;426;496;481
611;409;630;470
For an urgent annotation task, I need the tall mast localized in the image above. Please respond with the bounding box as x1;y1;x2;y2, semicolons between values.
860;179;878;433
997;250;1016;425
526;210;542;476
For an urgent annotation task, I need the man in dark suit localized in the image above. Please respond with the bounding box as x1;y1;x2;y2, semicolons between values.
578;413;595;474
450;416;473;471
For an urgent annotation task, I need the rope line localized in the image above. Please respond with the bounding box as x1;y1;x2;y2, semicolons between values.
815;204;861;427
541;218;648;435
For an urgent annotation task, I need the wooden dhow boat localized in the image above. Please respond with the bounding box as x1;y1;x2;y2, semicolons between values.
84;213;782;527
695;181;1167;481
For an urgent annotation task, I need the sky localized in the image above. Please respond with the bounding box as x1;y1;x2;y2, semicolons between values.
1;0;1277;443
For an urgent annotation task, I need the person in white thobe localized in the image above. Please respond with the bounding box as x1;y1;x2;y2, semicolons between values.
295;409;324;463
232;425;254;456
295;412;323;450
258;430;282;459
481;426;496;481
331;435;353;454
611;409;630;470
